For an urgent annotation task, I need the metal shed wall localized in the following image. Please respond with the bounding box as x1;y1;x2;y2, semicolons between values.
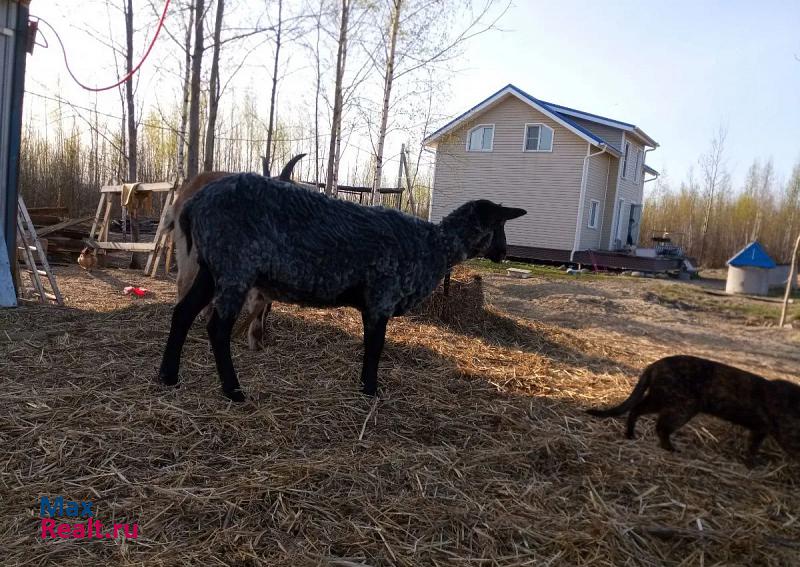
1;0;30;279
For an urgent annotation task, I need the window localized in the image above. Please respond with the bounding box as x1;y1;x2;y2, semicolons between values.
467;125;494;152
523;123;554;152
621;141;631;179
588;200;600;229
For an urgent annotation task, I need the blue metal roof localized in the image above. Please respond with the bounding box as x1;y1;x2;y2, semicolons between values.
538;99;637;129
727;242;776;269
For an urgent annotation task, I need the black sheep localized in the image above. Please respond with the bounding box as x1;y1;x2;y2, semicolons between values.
158;172;526;401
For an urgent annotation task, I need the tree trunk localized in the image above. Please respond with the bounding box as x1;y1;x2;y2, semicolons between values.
125;0;143;268
313;4;321;187
176;0;194;178
370;0;402;206
325;0;349;196
203;0;224;172
186;0;205;179
263;0;282;176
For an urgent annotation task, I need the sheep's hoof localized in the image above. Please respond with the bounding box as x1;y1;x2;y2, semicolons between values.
158;371;180;387
223;388;247;403
361;384;378;397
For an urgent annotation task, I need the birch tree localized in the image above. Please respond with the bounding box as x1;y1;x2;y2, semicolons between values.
203;0;225;171
186;0;206;178
367;0;509;205
262;0;283;176
325;0;350;195
697;127;727;266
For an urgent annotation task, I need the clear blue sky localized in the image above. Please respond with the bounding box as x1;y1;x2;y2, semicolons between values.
443;0;800;189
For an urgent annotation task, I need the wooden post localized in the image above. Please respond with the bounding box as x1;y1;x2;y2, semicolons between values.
779;233;800;328
396;143;404;198
401;145;418;217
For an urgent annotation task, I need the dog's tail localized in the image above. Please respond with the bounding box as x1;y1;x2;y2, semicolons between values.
586;366;653;417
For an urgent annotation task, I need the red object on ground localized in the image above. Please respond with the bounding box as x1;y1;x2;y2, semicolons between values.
123;286;150;297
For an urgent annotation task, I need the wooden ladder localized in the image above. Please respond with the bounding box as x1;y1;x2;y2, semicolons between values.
16;195;63;305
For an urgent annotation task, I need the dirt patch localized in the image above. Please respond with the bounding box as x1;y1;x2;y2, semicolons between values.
484;270;800;378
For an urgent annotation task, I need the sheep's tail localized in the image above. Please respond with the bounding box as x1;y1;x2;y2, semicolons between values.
586;366;653;417
179;203;194;256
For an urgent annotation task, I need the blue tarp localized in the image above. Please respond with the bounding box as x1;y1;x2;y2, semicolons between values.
727;241;776;269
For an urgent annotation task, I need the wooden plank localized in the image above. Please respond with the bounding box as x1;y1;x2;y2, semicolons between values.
89;193;106;240
101;182;174;194
28;207;69;216
146;188;175;274
95;242;157;251
36;216;93;238
401;146;417;215
164;233;174;275
100;199;113;242
29;214;63;225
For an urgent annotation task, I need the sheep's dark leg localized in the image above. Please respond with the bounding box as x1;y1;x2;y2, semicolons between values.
744;428;768;468
360;312;389;396
207;288;247;402
158;264;214;387
443;271;452;296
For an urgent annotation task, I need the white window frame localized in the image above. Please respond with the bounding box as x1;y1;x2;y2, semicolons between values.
466;124;495;152
621;141;631;179
588;199;600;229
521;123;554;153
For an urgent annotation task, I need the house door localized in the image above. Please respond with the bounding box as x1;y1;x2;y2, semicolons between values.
627;204;642;246
613;199;625;248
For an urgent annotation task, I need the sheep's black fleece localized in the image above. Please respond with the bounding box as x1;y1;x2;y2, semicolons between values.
163;172;526;400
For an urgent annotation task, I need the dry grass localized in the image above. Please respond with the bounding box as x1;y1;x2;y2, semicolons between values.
0;265;798;566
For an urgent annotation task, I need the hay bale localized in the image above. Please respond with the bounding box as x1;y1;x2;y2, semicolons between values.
411;266;484;326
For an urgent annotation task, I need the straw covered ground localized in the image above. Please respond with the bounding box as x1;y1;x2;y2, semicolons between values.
0;265;798;566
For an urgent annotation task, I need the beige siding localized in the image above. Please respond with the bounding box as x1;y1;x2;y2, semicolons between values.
568;117;624;151
600;156;620;248
430;95;587;251
579;152;611;250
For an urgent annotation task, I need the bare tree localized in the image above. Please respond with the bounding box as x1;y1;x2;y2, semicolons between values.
186;0;206;178
123;0;146;267
369;0;401;206
177;0;195;177
697;126;727;266
368;0;509;206
262;0;283;176
325;0;350;195
203;0;225;171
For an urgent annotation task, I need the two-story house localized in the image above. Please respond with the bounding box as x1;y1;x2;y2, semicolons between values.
423;84;672;270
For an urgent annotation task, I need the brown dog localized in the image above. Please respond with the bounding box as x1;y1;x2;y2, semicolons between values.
587;355;800;465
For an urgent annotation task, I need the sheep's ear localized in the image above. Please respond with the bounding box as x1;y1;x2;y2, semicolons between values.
278;153;307;181
475;201;526;225
500;206;526;221
475;200;504;226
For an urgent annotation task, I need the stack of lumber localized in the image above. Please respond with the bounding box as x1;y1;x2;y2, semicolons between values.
25;207;93;259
